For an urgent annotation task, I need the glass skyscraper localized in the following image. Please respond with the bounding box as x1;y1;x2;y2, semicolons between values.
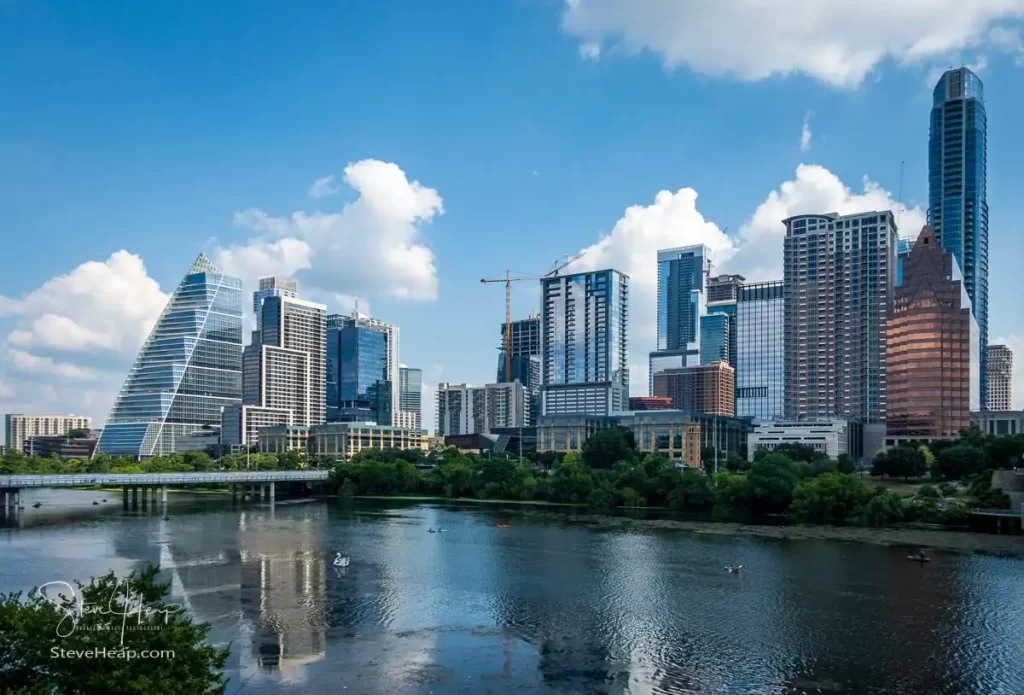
649;245;707;393
699;313;730;365
736;281;785;420
929;66;988;406
253;276;297;330
398;366;423;429
98;253;243;458
326;312;398;425
540;269;629;416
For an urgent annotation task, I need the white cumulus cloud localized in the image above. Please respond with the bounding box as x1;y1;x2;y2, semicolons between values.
224;159;442;304
575;164;926;394
562;0;1024;87
7;349;98;381
0;250;168;354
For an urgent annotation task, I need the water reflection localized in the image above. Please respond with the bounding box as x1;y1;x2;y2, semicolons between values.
1;497;1022;694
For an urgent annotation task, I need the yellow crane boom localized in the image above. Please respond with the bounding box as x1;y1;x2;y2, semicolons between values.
481;250;586;382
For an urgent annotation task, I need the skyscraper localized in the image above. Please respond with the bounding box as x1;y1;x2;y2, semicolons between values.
253;276;297;330
99;254;243;457
399;366;423;430
783;211;897;423
986;344;1013;411
886;226;978;437
496;315;542;419
540;269;629;416
706;274;743;366
326;312;399;425
649;245;708;392
699;313;730;365
225;292;327;447
736;280;785;420
436;381;530;436
929;66;988;406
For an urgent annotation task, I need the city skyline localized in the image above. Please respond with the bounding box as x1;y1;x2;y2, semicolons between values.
3;3;1024;438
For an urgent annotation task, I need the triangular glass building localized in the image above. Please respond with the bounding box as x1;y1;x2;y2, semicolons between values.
97;253;244;458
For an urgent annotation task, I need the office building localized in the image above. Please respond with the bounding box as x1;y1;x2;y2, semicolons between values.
540;269;629;416
305;422;430;459
783;211;898;423
648;246;708;393
326;312;399;425
23;430;101;459
398;366;423;430
253;276;297;330
5;414;92;455
653;361;735;416
887;226;978;437
986;344;1013;411
699;313;730;365
929;67;989;407
747;420;849;462
628;397;674;411
706;274;743;366
436;381;530;437
224;291;326;448
99;254;243;458
971;409;1024;436
736;280;785;420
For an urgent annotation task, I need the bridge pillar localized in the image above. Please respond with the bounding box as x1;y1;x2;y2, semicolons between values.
231;484;237;503
150;486;157;505
269;482;275;502
131;486;139;508
123;486;129;509
161;486;168;504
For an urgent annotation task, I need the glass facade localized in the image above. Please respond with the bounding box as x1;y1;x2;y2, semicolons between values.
736;281;785;420
656;245;706;353
399;366;423;429
886;226;973;436
699;313;730;365
929;67;988;407
335;326;391;424
253;277;297;330
98;254;243;458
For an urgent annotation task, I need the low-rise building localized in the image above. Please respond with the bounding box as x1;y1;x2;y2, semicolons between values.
971;410;1024;437
258;426;311;454
221;404;293;448
653;361;735;416
25;430;101;459
536;410;729;468
5;414;93;454
258;422;430;460
747;420;849;462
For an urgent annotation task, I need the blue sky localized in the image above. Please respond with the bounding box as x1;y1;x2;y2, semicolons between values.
2;0;1024;436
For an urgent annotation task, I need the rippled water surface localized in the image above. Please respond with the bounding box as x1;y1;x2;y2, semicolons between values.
1;489;1022;694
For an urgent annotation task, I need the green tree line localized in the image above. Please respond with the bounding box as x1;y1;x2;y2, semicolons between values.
0;448;317;475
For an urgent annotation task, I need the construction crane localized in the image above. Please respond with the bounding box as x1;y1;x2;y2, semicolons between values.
482;251;586;382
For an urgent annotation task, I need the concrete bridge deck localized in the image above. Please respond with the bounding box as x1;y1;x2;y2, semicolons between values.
0;470;330;510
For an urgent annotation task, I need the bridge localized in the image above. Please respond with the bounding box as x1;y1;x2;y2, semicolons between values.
0;470;330;511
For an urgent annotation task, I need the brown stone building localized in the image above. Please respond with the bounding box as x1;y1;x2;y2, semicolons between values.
652;360;735;416
886;225;975;437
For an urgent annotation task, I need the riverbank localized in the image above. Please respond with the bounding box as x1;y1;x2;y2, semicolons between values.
511;508;1024;558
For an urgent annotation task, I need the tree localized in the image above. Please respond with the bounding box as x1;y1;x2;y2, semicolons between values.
836;454;856;474
769;442;826;463
746;454;800;514
958;425;986;449
789;473;870;525
581;427;635;470
725;454;750;473
917;484;940;499
668;469;715;512
984;434;1024;470
0;565;227;694
879;446;927;480
549;456;594;503
850;490;905;527
712;471;754;516
936;445;983;481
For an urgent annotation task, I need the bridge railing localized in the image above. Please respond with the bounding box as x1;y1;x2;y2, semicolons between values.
0;471;330;488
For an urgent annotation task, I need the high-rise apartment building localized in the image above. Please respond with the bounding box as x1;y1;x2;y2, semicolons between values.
652;361;735;417
649;246;708;393
736;281;785;420
326;312;399;425
699;313;730;365
887;226;978;437
986;344;1013;411
99;254;243;458
399;366;423;430
929;67;988;407
706;274;743;366
5;414;92;454
224;292;326;448
436;382;529;437
496;316;542;420
540;269;629;416
253;277;297;330
783;211;898;423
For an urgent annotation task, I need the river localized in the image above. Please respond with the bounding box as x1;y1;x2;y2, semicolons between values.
1;488;1022;694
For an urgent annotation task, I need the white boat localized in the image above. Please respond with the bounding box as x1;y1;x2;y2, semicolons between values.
333;552;350;568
